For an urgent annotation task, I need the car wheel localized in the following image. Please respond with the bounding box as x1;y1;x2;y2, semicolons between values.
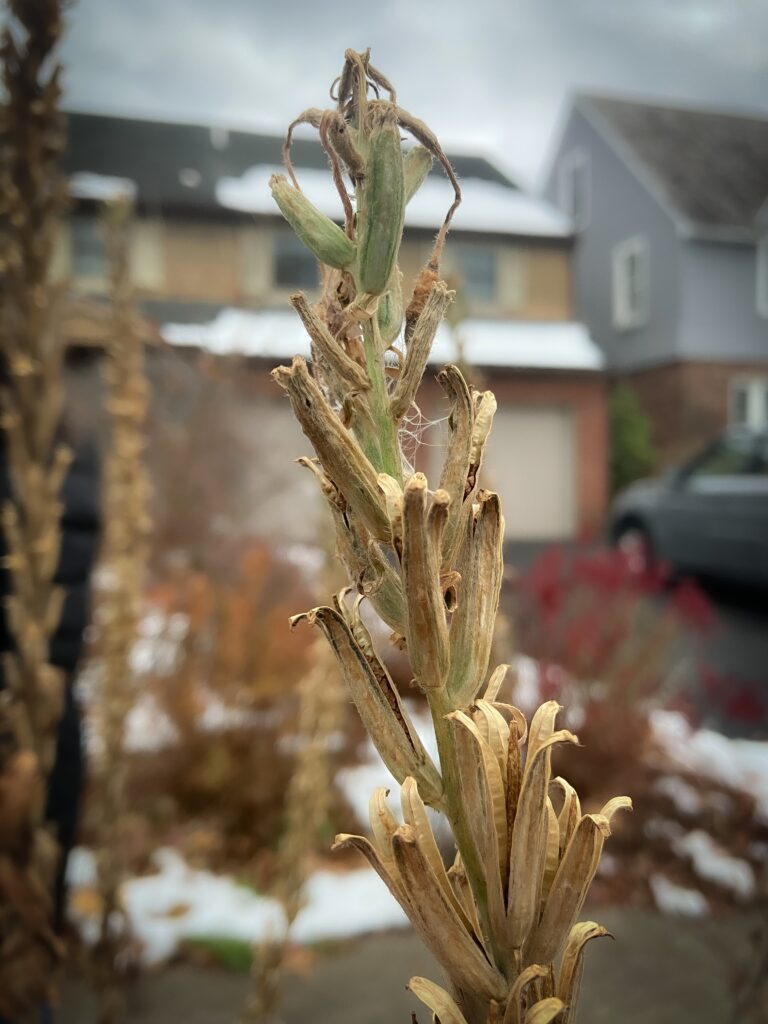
615;524;654;577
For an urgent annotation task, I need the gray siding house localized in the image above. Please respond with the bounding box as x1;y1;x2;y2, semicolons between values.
544;95;768;464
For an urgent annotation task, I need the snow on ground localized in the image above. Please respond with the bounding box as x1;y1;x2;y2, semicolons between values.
649;874;710;918
653;775;704;816
672;830;755;901
67;847;407;966
650;710;768;824
215;163;571;238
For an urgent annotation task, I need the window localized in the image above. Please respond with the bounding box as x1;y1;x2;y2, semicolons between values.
452;244;496;302
757;237;768;318
730;377;768;430
274;232;318;289
557;149;590;230
612;236;649;330
71;214;106;283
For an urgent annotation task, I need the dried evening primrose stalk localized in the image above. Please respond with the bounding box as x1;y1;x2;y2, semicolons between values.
241;637;345;1024
0;0;71;1014
272;50;631;1024
89;198;151;1024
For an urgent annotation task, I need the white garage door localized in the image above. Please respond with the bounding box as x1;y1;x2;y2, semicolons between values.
481;406;576;539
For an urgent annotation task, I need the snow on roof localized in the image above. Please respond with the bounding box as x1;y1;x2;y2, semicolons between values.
162;308;603;372
216;164;571;238
69;171;137;202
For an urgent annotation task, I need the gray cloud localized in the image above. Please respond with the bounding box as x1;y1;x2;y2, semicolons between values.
59;0;768;186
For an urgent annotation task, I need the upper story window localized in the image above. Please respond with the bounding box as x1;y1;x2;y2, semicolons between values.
452;244;496;303
71;214;107;284
730;376;768;430
757;237;768;318
612;235;649;331
557;149;590;230
274;232;318;289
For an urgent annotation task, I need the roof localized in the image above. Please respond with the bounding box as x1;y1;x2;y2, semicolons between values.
63;111;571;239
578;95;768;239
161;308;604;372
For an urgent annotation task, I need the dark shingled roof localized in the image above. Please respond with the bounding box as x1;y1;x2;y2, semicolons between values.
582;95;768;236
63;111;517;215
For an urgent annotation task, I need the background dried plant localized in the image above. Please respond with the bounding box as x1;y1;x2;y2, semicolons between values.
270;49;631;1024
240;636;346;1024
87;198;151;1024
0;0;70;1013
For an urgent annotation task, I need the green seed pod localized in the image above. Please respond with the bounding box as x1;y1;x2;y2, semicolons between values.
404;145;433;203
270;173;355;270
376;269;404;347
357;105;405;296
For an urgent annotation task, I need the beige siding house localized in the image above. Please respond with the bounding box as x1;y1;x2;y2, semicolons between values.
63;113;608;544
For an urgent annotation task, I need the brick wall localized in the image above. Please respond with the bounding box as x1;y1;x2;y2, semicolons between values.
624;360;768;468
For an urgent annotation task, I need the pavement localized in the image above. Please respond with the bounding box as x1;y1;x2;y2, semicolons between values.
58;907;764;1024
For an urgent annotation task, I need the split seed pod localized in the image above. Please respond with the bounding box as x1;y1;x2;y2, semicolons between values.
401;475;450;691
291;604;443;807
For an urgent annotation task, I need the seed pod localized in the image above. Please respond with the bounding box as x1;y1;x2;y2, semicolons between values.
356;104;405;296
290;293;369;393
270;173;355;270
272;357;390;542
408;978;469;1024
527;797;631;965
404;145;433;203
390;281;454;423
392;826;508;1003
446;491;504;707
376;268;404;347
291;604;444;807
401;475;450;691
557;922;610;1024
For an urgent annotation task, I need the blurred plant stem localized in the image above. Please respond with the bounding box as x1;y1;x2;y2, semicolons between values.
0;0;70;1014
240;636;345;1024
90;198;151;1024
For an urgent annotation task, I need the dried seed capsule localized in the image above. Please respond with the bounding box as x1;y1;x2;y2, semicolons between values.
270;173;355;270
357;104;405;296
404;145;433;203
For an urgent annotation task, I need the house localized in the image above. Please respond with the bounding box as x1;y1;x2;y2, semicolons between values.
544;95;768;465
60;112;607;544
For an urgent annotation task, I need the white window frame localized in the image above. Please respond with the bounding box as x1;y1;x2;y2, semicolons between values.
757;237;768;318
557;148;591;230
612;235;649;331
729;376;768;430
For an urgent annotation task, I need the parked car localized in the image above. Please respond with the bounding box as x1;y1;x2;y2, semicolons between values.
609;429;768;588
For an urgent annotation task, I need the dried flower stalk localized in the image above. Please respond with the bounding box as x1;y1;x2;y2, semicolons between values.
241;637;344;1023
87;198;151;1023
273;50;630;1024
0;0;70;1014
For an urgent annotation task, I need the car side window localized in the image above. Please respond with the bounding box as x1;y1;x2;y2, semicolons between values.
685;435;756;479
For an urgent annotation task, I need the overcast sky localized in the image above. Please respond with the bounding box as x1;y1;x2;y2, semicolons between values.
59;0;768;187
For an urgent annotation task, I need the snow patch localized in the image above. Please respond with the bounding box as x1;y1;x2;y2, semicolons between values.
70;172;137;202
649;874;709;917
672;830;755;900
653;775;704;816
67;846;408;966
650;710;768;824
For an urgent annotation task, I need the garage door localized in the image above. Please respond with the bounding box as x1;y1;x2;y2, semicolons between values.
481;406;576;539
